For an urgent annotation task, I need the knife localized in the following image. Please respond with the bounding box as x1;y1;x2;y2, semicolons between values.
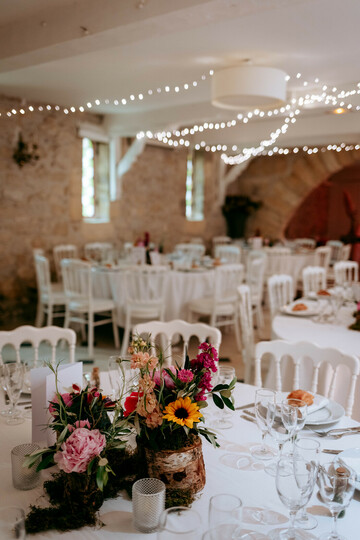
235;402;255;410
322;449;342;454
240;414;257;425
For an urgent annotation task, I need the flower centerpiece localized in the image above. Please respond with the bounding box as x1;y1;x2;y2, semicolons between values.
121;335;236;502
24;365;142;534
349;302;360;331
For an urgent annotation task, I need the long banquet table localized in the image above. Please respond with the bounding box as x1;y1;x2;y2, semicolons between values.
1;383;360;539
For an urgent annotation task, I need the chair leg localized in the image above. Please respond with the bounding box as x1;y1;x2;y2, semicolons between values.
88;312;94;359
244;357;252;385
35;301;44;327
64;307;70;329
112;309;120;349
234;313;242;352
80;324;86;343
121;311;131;356
255;302;264;329
47;304;53;326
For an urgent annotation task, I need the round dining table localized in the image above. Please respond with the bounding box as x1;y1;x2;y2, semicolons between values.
1;382;360;539
272;305;360;421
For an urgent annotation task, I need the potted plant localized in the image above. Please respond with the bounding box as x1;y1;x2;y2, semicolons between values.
222;195;262;238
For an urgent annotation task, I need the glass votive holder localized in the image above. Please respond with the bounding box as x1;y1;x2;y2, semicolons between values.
157;507;202;540
11;443;41;490
132;477;165;533
208;493;243;528
0;507;26;540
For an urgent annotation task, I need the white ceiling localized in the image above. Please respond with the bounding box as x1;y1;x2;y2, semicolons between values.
0;0;359;146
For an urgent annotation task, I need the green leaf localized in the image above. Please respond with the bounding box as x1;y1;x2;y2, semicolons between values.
220;389;232;399
212;383;229;392
222;396;235;411
212;393;224;409
196;400;208;409
37;452;55;471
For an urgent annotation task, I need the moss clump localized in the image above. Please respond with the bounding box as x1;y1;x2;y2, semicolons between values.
165;488;195;508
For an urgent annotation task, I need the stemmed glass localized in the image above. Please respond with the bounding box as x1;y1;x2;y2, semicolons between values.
264;399;298;476
250;388;277;460
317;459;356;540
269;454;317;540
211;366;236;430
282;398;308;448
0;364;25;425
294;438;321;530
108;355;137;400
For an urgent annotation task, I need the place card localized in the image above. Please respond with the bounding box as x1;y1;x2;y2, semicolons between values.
31;363;83;445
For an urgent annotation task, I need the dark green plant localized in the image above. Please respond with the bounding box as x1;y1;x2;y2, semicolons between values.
222;195;262;216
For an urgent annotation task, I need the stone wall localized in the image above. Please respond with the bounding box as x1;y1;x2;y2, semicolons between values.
228;150;360;240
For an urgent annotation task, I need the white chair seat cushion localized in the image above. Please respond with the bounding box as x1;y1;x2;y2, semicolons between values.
42;291;67;305
51;283;64;294
69;298;116;313
188;297;235;316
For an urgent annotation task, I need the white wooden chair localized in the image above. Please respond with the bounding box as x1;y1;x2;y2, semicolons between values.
334;260;359;285
120;266;169;355
326;240;344;265
267;274;294;319
34;255;67;327
133;319;221;368
53;244;78;282
212;236;231;256
188;263;244;350
174;243;205;260
0;325;76;367
302;266;326;296
61;259;119;358
314;246;331;273
264;246;292;279
214;245;241;264
237;285;255;384
341;244;352;261
84;242;114;263
246;255;266;329
254;340;360;417
294;238;316;250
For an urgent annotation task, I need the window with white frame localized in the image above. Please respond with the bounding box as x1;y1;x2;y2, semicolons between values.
185;150;205;221
81;137;110;221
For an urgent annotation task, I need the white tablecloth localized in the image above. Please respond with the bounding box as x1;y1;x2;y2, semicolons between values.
272;306;360;420
1;383;360;539
92;269;215;326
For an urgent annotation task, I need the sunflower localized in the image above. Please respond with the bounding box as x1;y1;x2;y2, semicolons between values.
163;396;202;428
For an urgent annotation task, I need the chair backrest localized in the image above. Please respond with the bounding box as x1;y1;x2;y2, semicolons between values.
302;266;326;296
334;261;359;285
341;244;352;261
246;256;266;301
294;238;316;249
124;266;169;307
133;319;221;367
237;285;255;383
0;325;76;367
254;340;360;417
61;259;93;306
84;242;113;263
130;246;146;265
53;244;78;281
326;240;344;264
215;245;241;264
213;236;231;246
264;246;292;277
314;246;331;271
214;264;245;303
34;255;52;301
267;274;294;318
174;243;205;260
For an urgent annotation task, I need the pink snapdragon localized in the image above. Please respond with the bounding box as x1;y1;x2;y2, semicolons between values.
54;428;106;474
190;342;218;373
177;369;194;383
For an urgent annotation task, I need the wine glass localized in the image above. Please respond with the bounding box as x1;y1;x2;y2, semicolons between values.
317;459;356;540
108;355;135;400
0;364;25;425
211;366;236;430
282;398;308;448
269;454;317;539
0;507;26;539
250;388;277;460
208;493;242;528
264;400;298;476
294;438;320;530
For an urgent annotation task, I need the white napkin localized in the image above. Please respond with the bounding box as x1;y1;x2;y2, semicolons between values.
307;395;329;415
339;449;360;481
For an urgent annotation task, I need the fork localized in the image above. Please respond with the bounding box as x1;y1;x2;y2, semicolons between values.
306;426;360;438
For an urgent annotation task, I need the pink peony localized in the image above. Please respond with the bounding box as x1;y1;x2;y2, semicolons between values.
49;392;73;416
68;419;91;432
54;428;106;473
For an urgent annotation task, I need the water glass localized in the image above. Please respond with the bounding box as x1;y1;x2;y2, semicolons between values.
132;478;165;533
317;459;356;540
0;363;25;425
294;438;320;530
157;507;202;539
250;388;277;460
282;398;308;445
211;366;236;429
0;507;26;539
264;402;298;476
209;493;242;527
269;454;316;539
11;443;41;490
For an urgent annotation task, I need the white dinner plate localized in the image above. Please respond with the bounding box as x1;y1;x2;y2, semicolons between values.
305;399;345;425
280;301;317;317
338;448;360;490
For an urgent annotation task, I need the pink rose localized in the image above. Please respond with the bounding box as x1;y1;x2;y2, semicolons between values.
153;366;176;389
54;428;106;473
49;392;73;416
68;419;91;432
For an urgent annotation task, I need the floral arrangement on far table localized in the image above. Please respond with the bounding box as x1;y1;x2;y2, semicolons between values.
349;302;360;331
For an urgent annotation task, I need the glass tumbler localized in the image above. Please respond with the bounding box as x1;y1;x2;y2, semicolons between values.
11;443;41;490
132;478;165;533
157;507;202;540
